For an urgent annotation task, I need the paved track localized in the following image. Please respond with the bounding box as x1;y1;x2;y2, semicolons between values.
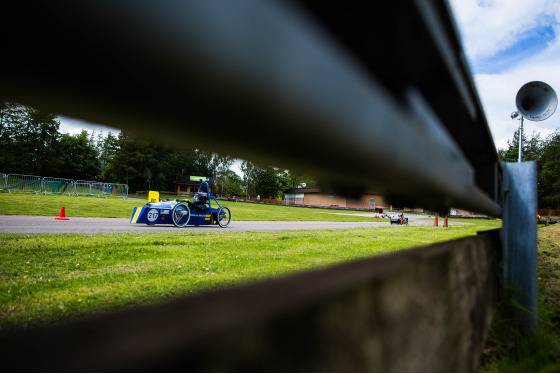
0;215;462;234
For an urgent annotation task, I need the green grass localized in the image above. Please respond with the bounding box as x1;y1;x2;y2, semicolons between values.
7;190;559;370
479;223;560;372
0;221;500;334
0;192;386;221
0;192;139;218
0;191;503;341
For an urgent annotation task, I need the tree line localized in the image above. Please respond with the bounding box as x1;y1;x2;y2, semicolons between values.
498;128;560;209
7;102;556;208
0;102;316;197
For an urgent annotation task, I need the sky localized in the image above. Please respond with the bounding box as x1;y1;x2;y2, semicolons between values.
58;117;120;137
59;0;560;151
448;0;560;149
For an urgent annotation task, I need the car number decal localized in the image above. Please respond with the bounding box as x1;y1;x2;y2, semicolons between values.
147;209;159;222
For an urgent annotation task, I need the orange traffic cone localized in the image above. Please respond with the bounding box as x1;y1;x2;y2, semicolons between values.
55;206;69;220
443;214;448;228
433;213;438;226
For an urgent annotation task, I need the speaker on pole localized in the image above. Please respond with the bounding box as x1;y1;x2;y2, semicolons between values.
515;81;557;121
512;81;558;162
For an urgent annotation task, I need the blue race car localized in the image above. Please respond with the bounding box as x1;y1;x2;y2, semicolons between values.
130;182;231;228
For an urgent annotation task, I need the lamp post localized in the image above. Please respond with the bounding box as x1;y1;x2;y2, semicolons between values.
510;111;523;162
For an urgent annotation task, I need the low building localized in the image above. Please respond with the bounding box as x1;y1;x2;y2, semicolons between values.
449;208;486;217
283;187;390;210
175;175;214;195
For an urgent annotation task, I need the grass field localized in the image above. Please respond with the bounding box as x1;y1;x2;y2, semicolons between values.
0;192;502;334
0;222;501;334
0;192;386;222
2;192;559;370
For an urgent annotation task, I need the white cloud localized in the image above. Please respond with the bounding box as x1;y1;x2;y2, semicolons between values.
475;72;560;149
450;0;559;61
58;116;120;136
478;36;560;149
449;0;560;150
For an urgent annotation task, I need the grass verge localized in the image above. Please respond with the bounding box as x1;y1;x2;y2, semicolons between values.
479;223;560;372
0;220;500;334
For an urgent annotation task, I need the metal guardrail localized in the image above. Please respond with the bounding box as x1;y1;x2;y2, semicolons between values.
103;183;129;199
0;173;6;191
72;181;93;196
91;182;105;197
5;173;43;194
1;174;127;198
42;177;74;196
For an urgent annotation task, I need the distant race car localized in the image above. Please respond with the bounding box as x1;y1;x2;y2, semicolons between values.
130;182;231;228
390;212;408;225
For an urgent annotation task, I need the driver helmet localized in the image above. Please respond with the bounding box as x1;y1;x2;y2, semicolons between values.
194;192;207;204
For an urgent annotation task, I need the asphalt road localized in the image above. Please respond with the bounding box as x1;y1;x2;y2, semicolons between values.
0;214;462;234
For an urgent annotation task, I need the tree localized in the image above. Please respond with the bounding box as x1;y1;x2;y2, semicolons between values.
240;162;317;199
253;166;281;199
101;131;150;190
0;102;60;175
240;160;258;198
0;102;240;192
0;102;26;172
26;107;61;176
101;131;237;193
278;169;317;194
191;149;234;181
97;131;119;169
539;132;560;208
57;131;102;180
220;169;244;197
498;129;542;163
498;128;560;209
240;161;282;199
